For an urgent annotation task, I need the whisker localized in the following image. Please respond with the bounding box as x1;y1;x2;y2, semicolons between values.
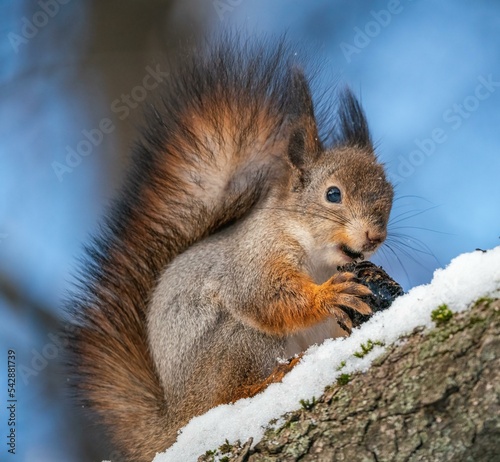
254;204;348;226
381;242;411;283
393;195;435;204
387;232;439;259
389;226;454;236
386;237;436;259
389;205;440;226
386;239;439;270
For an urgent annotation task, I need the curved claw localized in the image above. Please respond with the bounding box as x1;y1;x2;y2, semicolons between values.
324;272;373;329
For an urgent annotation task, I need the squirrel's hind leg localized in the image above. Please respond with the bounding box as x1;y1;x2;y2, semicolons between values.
219;354;304;404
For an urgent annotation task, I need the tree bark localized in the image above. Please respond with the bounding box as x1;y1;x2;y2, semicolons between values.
199;298;500;462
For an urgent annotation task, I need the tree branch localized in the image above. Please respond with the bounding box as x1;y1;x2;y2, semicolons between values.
200;298;500;461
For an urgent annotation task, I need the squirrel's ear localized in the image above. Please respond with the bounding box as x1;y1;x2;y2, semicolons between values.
288;128;307;171
289;68;315;119
287;68;322;172
336;87;373;152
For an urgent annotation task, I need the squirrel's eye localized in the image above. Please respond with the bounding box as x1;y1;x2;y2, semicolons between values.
326;186;342;203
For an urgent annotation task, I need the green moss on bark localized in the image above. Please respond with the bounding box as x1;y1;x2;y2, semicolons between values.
199;298;500;462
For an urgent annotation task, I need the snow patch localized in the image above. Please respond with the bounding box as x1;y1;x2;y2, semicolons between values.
153;247;500;462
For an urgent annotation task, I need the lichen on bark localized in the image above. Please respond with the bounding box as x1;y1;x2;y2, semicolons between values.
199;298;500;462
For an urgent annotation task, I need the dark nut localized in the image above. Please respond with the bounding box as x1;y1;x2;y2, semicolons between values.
337;261;404;327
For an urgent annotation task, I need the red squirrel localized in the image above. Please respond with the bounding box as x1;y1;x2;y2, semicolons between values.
67;39;393;462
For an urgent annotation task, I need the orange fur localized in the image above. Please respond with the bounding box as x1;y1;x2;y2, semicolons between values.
230;355;305;402
67;39;393;462
243;259;372;335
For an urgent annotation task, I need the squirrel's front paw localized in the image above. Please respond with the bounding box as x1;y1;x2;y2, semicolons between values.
337;261;404;328
324;272;372;333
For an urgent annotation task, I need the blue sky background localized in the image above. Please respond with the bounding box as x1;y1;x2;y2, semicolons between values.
0;1;499;460
219;0;500;289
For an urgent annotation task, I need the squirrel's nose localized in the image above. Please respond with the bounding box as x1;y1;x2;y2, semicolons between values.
364;230;386;250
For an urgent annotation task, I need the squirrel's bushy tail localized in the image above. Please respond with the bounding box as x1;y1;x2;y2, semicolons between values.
66;39;319;462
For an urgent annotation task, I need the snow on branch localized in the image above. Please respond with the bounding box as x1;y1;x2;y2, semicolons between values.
153;247;500;462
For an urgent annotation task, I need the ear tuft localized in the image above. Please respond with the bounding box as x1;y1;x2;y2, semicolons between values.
289;67;315;119
336;87;373;150
288;129;306;171
286;68;322;172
